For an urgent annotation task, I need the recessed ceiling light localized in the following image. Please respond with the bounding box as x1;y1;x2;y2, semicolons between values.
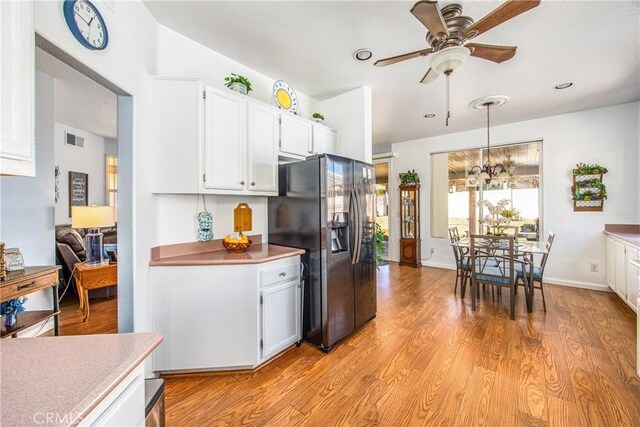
554;82;573;90
424;113;436;118
353;49;373;61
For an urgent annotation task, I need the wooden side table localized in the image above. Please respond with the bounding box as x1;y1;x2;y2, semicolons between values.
74;263;117;322
1;266;61;338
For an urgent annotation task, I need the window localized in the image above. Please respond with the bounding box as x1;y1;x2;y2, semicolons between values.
105;155;118;207
431;141;541;241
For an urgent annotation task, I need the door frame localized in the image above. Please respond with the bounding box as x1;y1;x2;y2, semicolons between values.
373;157;393;261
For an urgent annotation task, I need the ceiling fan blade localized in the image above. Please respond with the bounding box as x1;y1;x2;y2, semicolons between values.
466;43;517;63
410;1;450;37
420;68;439;84
374;48;433;67
464;0;540;39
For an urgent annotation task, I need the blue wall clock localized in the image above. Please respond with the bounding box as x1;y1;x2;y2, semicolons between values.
63;0;109;50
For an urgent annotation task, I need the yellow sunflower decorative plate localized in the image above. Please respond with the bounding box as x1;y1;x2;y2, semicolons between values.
273;80;298;113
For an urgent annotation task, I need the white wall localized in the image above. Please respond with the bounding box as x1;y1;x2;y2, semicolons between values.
390;101;640;291
155;25;319;118
105;137;118;155
54;123;107;224
31;0;329;336
156;195;268;245
319;86;373;163
0;71;57;334
34;0;159;334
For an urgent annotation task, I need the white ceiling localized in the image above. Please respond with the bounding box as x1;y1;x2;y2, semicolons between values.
35;47;118;139
145;1;640;146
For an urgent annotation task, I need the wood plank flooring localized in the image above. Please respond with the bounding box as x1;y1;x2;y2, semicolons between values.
164;263;639;426
44;294;118;336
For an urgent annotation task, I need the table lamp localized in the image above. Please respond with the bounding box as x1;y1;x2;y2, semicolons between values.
72;206;116;265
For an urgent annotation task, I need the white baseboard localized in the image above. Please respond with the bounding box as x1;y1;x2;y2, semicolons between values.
423;261;456;270
543;277;611;292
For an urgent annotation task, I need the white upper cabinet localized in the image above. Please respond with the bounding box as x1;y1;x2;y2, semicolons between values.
151;78;280;195
204;86;245;191
0;0;34;176
279;114;312;157
246;102;278;193
312;123;337;155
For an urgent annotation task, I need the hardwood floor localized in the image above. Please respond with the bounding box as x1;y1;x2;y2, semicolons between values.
54;293;118;336
164;263;639;426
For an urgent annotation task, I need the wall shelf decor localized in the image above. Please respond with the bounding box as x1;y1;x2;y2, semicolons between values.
571;163;608;212
399;184;421;267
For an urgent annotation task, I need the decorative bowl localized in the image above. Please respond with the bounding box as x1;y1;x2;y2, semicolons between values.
222;239;253;253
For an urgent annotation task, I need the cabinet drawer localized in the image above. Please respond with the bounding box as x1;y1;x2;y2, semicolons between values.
0;271;57;302
260;263;299;288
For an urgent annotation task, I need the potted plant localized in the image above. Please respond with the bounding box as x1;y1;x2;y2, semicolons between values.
1;296;27;327
499;207;521;222
224;73;253;95
399;169;420;185
375;223;386;269
312;112;325;123
572;162;608;183
571;162;607;211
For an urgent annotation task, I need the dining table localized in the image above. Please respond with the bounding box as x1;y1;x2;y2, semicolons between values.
455;237;549;313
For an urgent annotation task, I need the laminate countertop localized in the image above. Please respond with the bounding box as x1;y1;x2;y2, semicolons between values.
149;235;304;266
603;224;640;246
0;332;162;426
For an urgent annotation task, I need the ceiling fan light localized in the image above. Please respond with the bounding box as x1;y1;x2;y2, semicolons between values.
429;46;470;74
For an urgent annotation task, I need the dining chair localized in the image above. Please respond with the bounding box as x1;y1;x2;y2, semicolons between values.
448;227;466;295
470;234;524;320
515;231;555;311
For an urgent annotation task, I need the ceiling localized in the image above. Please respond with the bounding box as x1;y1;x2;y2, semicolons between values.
35;47;118;139
143;1;640;146
448;141;540;179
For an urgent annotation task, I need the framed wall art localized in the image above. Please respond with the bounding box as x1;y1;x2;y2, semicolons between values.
69;171;88;216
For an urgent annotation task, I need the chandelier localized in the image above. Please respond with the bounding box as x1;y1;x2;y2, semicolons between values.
466;95;511;187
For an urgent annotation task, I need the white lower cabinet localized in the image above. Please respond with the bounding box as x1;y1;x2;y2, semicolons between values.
152;256;301;372
260;280;301;361
606;235;639;313
625;246;639;310
614;239;627;299
80;365;145;427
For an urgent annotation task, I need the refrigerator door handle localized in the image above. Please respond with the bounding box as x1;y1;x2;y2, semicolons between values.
354;190;363;264
352;189;362;265
350;189;359;265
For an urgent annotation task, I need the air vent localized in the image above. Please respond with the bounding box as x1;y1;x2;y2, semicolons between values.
65;132;84;148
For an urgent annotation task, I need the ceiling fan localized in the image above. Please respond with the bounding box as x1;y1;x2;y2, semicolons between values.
375;0;540;124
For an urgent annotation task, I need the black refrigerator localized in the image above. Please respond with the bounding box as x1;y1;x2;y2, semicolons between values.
268;154;377;351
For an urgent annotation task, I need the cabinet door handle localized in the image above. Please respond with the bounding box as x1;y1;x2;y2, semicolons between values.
279;272;287;277
240;181;245;185
17;281;36;291
251;182;255;186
